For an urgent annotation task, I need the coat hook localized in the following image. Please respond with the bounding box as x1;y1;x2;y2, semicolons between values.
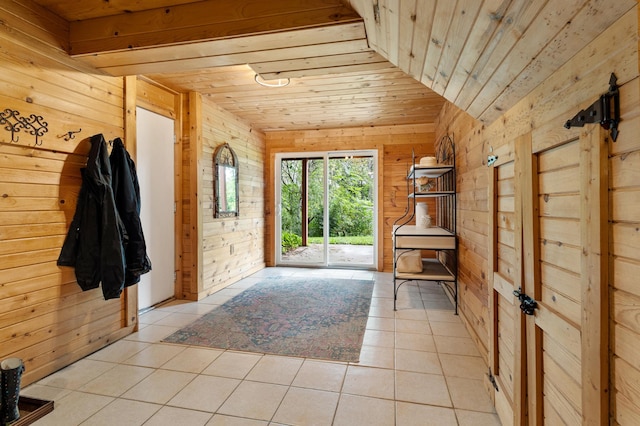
1;108;22;143
1;108;48;146
58;128;82;141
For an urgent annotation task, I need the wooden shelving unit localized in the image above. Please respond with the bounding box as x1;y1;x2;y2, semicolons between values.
392;135;457;313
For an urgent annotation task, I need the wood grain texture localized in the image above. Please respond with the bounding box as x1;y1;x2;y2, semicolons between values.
198;97;266;297
68;0;361;55
3;1;640;421
147;63;445;132
0;1;137;387
348;0;636;124
436;7;640;421
27;0;634;133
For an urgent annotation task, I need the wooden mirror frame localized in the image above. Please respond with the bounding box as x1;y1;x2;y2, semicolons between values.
213;143;239;218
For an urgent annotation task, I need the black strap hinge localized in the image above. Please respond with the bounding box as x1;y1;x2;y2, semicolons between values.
564;73;620;141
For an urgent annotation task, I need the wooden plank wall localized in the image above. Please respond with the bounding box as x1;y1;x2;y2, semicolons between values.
347;0;636;125
264;124;435;271
0;1;133;386
196;97;266;298
434;104;489;359
435;6;640;422
179;94;197;299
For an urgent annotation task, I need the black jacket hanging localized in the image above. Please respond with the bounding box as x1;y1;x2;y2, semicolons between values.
58;134;127;300
109;137;152;286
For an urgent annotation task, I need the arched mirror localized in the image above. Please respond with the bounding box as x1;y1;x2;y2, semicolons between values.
213;143;239;218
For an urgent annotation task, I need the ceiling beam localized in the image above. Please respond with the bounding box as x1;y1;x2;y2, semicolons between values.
68;0;368;77
69;0;361;55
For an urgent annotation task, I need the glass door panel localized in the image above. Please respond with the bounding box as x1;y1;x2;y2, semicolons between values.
327;155;375;267
279;157;325;265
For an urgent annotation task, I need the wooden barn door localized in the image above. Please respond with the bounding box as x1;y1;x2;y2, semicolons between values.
488;137;527;425
522;128;608;425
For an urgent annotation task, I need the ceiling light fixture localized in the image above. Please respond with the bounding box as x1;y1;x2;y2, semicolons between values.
254;74;290;88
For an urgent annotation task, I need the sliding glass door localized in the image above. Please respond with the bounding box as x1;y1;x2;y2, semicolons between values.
276;151;377;269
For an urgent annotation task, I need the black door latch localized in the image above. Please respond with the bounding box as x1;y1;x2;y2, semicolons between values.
513;287;538;315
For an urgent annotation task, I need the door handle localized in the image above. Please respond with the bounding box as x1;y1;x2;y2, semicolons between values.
513;287;538;315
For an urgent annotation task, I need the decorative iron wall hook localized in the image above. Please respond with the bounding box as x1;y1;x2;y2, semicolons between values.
58;128;82;141
1;109;23;143
25;113;48;146
0;108;49;146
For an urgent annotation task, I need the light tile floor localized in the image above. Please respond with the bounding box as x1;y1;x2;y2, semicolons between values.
23;267;501;425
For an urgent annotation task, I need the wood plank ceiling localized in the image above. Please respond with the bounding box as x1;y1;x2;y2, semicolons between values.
32;0;636;131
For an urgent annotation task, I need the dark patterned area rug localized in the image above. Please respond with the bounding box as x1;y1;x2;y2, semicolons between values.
163;277;374;362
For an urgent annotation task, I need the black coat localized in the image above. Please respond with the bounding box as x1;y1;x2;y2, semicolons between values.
58;134;126;299
110;137;151;286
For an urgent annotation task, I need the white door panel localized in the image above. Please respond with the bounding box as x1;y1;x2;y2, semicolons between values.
136;107;175;310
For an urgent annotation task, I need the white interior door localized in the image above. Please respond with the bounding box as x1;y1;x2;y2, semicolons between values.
136;107;175;310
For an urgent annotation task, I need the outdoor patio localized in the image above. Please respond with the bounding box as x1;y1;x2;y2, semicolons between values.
282;244;374;265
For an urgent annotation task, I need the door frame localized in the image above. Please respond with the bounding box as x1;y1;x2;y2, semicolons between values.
487;138;527;426
124;76;183;320
274;150;378;269
275;152;327;266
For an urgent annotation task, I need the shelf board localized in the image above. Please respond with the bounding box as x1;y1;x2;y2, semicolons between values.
409;191;455;198
392;225;456;249
409;164;454;178
395;258;455;281
393;225;455;237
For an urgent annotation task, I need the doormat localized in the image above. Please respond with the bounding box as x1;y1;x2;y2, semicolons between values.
163;277;374;362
